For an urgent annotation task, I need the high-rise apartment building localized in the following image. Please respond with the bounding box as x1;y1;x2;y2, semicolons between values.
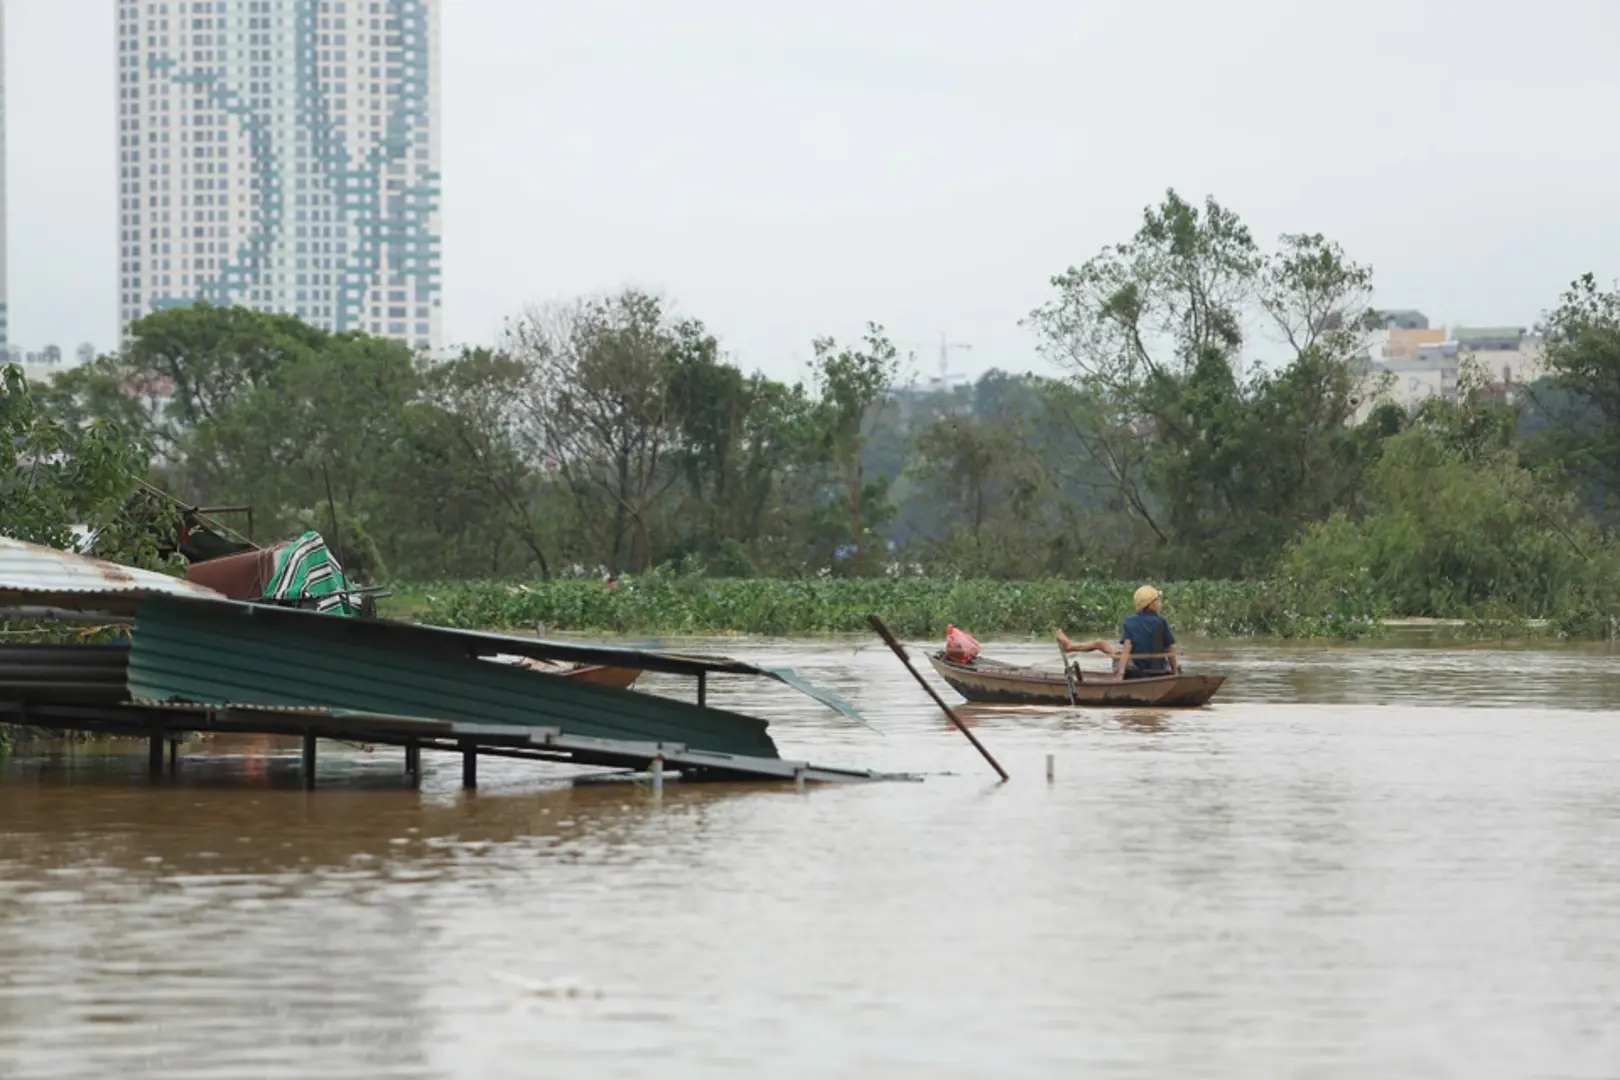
116;0;441;351
0;0;10;355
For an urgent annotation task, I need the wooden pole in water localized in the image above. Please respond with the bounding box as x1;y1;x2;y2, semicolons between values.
1056;640;1078;706
867;615;1009;782
302;731;317;790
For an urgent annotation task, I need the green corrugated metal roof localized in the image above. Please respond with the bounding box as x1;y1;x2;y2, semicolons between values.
128;597;779;760
146;593;870;724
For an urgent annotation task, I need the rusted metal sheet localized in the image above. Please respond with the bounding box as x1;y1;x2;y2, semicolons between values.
0;537;224;613
183;547;277;600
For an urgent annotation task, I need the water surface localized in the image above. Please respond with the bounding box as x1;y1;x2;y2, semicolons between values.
3;637;1619;1078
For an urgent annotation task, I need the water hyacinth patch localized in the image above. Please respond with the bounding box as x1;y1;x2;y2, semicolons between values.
419;575;1383;640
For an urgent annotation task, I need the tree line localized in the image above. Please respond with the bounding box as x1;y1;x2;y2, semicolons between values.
15;188;1620;625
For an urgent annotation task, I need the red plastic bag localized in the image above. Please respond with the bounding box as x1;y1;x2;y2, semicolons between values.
944;625;982;665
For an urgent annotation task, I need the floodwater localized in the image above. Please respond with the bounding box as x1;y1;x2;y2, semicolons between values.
3;635;1620;1078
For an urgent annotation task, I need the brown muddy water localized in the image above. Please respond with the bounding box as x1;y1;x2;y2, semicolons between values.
3;636;1620;1078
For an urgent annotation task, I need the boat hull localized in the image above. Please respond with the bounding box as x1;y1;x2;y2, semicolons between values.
928;653;1223;707
565;664;641;691
505;655;642;690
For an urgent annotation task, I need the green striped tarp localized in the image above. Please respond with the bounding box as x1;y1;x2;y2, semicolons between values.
266;531;358;616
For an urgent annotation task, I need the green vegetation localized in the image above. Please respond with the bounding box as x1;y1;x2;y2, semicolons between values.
0;366;161;750
1281;424;1620;637
421;576;1379;639
21;188;1620;639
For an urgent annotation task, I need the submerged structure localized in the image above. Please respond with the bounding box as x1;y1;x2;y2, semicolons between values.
0;539;903;788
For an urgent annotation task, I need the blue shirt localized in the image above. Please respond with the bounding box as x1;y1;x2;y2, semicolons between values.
1120;611;1175;674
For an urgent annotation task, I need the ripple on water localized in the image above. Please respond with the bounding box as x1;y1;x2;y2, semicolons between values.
1;638;1620;1078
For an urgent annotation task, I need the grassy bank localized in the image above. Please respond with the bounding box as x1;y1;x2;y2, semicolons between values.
415;577;1385;639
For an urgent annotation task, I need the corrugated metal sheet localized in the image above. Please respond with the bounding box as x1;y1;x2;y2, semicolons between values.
122;700;905;783
0;537;223;612
128;597;781;759
144;594;868;723
0;644;130;704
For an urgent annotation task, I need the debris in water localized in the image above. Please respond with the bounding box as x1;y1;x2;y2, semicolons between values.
492;972;604;1007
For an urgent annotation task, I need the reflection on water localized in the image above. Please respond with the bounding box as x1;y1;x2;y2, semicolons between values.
3;638;1620;1078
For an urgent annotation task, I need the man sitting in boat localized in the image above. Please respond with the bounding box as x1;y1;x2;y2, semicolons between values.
1116;585;1178;680
1057;584;1179;682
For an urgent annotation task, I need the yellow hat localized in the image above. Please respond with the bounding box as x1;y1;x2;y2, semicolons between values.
1133;585;1160;611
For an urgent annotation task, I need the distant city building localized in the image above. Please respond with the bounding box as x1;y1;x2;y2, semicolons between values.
1382;327;1445;363
1355;319;1546;420
1452;326;1527;351
1374;309;1431;331
7;343;97;384
19;345;68;384
1452;326;1543;388
116;0;443;352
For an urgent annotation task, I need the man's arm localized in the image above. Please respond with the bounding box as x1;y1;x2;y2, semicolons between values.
1114;640;1131;682
1168;643;1181;675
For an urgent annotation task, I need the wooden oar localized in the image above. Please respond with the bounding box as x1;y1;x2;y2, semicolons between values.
1056;639;1078;705
868;615;1009;782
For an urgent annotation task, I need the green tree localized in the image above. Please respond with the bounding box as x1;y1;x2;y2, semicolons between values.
1527;273;1620;517
35;304;528;582
417;347;556;579
0;366;151;553
32;353;160;450
1026;190;1380;575
1282;419;1619;626
665;350;819;574
508;290;689;572
909;411;1068;577
810;323;899;576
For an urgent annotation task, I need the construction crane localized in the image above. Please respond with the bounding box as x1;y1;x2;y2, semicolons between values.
906;332;973;388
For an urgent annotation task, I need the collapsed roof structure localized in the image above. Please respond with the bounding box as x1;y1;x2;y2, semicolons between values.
0;538;907;788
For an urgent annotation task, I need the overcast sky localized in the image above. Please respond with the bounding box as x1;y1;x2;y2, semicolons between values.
10;0;1620;381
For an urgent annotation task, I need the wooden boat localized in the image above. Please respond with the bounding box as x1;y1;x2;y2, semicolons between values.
928;653;1223;707
563;664;641;691
503;654;642;691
